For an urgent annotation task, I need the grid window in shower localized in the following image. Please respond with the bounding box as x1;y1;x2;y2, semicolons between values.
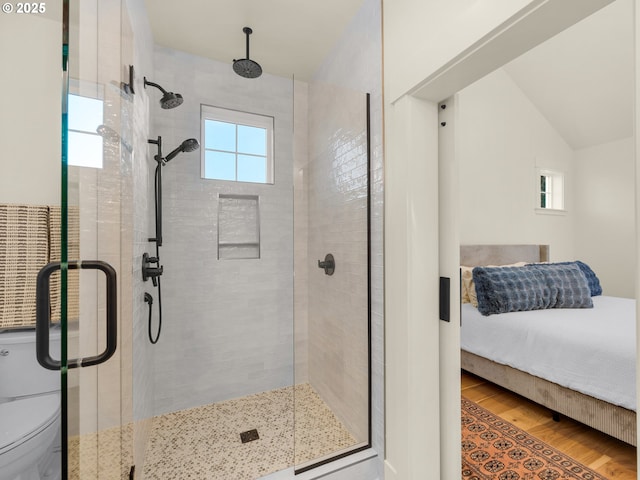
201;104;274;184
68;92;105;169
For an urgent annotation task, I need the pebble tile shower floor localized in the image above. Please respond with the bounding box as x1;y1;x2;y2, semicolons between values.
142;383;357;480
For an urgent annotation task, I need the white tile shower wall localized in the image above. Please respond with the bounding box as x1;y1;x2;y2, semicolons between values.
150;46;295;416
306;0;384;469
125;0;156;472
293;80;310;384
306;83;369;444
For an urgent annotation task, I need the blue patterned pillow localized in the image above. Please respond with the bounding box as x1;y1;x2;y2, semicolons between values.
552;261;602;296
472;266;552;316
526;263;594;309
473;263;593;316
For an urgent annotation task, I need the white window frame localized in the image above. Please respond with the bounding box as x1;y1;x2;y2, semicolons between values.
200;105;274;184
535;167;565;214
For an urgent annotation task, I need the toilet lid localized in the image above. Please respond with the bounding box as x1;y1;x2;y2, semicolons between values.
0;393;60;451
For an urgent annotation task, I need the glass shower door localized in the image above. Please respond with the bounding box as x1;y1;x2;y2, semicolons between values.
293;85;371;471
1;1;131;479
61;0;133;477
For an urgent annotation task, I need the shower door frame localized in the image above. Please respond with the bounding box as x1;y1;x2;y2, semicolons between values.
294;92;373;475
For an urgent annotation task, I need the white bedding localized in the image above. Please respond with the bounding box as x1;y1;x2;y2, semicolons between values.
461;295;637;410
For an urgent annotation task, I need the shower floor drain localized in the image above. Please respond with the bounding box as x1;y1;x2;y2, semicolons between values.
240;429;259;443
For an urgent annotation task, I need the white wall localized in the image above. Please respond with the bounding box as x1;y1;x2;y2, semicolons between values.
456;66;635;298
574;136;635;298
0;8;62;205
458;68;575;261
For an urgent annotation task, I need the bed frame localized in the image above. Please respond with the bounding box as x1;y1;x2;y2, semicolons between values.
460;244;637;446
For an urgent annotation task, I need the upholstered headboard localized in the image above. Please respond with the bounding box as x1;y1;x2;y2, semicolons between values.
460;244;549;266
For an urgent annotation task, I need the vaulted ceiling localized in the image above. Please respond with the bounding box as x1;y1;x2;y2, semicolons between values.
503;0;633;150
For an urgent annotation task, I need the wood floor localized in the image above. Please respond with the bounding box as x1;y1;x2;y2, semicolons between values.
462;371;637;479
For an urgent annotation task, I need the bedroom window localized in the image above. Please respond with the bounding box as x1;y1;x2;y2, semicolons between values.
536;168;564;213
201;105;274;184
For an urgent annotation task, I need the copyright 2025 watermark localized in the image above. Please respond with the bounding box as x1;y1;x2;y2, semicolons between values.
2;2;47;14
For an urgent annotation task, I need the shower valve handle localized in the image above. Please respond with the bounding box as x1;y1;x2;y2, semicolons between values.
145;266;163;276
317;254;335;276
143;265;163;276
142;253;164;284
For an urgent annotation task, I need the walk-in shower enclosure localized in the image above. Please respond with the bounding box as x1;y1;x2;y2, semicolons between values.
0;0;381;478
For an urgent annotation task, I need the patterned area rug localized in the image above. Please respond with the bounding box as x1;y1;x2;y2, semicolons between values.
461;396;608;480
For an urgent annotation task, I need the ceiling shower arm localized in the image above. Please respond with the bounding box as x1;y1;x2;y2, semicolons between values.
245;27;251;59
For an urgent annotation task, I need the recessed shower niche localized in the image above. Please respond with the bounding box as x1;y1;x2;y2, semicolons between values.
217;194;260;260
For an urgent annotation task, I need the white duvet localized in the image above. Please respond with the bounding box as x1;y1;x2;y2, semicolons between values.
461;295;637;410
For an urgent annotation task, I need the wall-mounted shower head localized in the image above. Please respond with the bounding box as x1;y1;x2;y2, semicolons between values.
143;77;184;109
233;27;262;79
96;124;119;142
165;138;200;163
97;124;132;152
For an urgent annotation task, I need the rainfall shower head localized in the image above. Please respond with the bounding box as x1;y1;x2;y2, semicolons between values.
165;138;200;163
233;27;262;79
143;77;184;109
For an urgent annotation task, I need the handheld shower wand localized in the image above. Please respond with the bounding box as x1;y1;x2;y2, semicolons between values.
143;135;200;344
146;136;200;246
165;138;200;163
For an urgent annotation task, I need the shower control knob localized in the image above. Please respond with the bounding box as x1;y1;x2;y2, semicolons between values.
142;253;164;283
318;254;335;276
0;349;9;357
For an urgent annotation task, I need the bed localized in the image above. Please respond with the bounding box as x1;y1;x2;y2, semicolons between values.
460;244;637;446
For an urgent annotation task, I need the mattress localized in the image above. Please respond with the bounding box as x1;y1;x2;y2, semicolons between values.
461;295;637;410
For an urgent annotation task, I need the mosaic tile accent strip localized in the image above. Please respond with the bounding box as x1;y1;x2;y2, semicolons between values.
143;383;357;480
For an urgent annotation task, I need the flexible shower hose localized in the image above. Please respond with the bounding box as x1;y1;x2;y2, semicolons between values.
146;277;162;344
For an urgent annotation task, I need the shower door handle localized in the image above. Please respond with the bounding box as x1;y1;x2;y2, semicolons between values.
35;260;118;371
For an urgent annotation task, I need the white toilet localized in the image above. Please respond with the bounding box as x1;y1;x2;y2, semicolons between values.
0;328;62;480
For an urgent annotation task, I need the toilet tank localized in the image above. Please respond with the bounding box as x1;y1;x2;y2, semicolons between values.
0;328;61;398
